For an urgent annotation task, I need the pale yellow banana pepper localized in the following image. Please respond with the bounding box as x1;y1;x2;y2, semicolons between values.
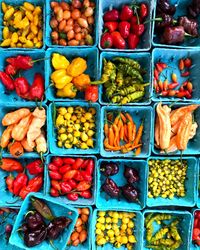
56;82;77;98
51;69;72;89
52;53;70;70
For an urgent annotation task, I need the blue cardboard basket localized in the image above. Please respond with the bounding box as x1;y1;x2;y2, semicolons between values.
0;103;48;157
100;106;152;158
99;52;152;106
66;206;93;250
0;156;46;207
9;192;79;250
0;50;47;104
45;155;97;206
152;0;200;49
45;0;99;48
0;207;22;250
143;209;193;250
96;159;148;210
0;0;46;50
152;48;200;102
152;102;200;155
45;48;99;102
48;102;101;155
98;0;153;51
91;208;144;250
147;157;198;208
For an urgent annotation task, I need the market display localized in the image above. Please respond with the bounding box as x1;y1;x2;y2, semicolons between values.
0;0;200;249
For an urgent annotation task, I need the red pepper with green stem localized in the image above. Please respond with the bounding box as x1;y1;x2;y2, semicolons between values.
26;159;43;175
0;71;15;91
111;31;126;49
29;73;45;101
100;32;113;49
13;173;28;196
104;22;118;33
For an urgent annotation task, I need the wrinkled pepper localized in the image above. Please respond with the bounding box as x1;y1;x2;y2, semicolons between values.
56;82;77;98
31;197;54;221
52;53;70;70
5;174;14;193
29;73;45;100
67;57;87;77
0;71;15;91
72;74;90;91
51;69;72;89
0;158;23;172
85;85;98;102
26;159;43;175
14;77;30;98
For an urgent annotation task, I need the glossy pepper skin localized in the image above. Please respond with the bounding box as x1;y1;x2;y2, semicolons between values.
5;174;14;194
29;73;45;101
52;53;70;70
128;33;140;49
26;159;43;175
85;85;98;102
103;9;119;22
119;5;133;21
5;64;17;76
104;21;118;33
178;16;198;36
111;31;126;49
0;71;15;91
14;77;30;98
13;173;28;196
140;3;148;19
161;26;185;44
157;0;176;15
31;197;54;221
51;69;72;89
121;184;139;202
100;32;113;48
124;166;139;184
118;21;130;39
47;217;71;240
61;182;72;194
101;162;119;176
0;158;23;172
25;211;45;230
102;178;120;198
156;13;174;28
132;24;145;36
56;82;77;98
24;225;47;247
7;55;34;70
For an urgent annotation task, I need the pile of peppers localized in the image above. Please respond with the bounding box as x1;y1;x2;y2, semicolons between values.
19;197;71;247
192;210;200;246
155;0;200;45
100;2;148;49
101;162;140;204
0;55;45;101
92;57;149;104
0;158;44;200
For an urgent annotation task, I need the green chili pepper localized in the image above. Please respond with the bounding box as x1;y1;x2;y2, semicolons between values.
151;227;169;242
117;83;149;96
31;198;54;221
170;227;181;241
116;71;123;87
113;57;141;71
111;95;122;103
118;64;143;82
121;91;145;104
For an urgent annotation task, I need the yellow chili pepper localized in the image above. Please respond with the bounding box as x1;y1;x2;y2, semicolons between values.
25;40;34;48
56;82;77;98
23;2;34;11
33;37;38;44
51;69;73;89
3;27;10;39
37;30;43;41
0;38;11;47
27;32;34;40
18;17;30;29
33;15;39;26
67;57;87;77
26;10;33;21
10;42;16;48
11;32;18;43
52;53;70;70
22;26;30;37
14;11;23;26
2;2;7;13
30;23;38;35
35;41;43;48
19;36;27;43
33;6;42;15
4;7;14;20
17;43;23;48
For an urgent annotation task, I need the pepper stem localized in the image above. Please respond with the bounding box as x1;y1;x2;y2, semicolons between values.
52;101;57;127
49;240;58;250
40;152;44;163
32;57;50;64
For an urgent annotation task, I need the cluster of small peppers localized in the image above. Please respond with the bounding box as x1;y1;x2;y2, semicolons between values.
101;2;148;49
192;210;200;246
49;157;94;201
1;2;43;48
154;57;193;98
0;158;43;200
101;162;140;204
0;55;45;101
51;53;98;102
19;197;71;247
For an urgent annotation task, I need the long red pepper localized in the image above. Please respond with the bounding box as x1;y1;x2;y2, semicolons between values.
0;71;15;91
13;173;28;196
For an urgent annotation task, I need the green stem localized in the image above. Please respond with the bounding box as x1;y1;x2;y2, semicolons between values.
32;57;50;64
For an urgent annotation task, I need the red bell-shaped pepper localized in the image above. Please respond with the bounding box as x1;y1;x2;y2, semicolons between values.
103;9;119;22
111;31;126;49
26;159;43;175
13;173;28;196
85;85;98;102
104;21;118;33
100;32;113;48
128;33;140;49
119;5;133;21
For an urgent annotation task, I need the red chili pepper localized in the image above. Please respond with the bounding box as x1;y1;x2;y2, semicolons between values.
61;182;72;194
80;190;92;199
49;171;62;180
161;90;169;96
50;188;59;197
0;71;15;91
5;64;17;76
193;228;200;240
74;171;84;182
76;181;91;191
158;80;163;91
6;55;36;70
80;159;90;169
26;159;43;175
81;171;92;182
132;24;145;36
51;180;61;192
19;175;43;199
5;174;14;194
157;62;167;70
127;33;139;49
72;158;84;170
168;82;179;90
0;158;23;172
48;163;59;172
153;78;160;93
104;21;118;33
187;81;193;93
59;164;71;175
184;58;192;68
66;192;79;201
111;31;126;49
140;3;148;19
13;173;28;196
163;79;168;91
100;32;113;49
86;159;94;176
118;21;130;39
52;156;63;167
119;5;133;21
154;69;159;81
85;85;98;102
181;71;190;77
179;59;184;70
168;90;176;96
68;179;77;189
63;170;78;180
185;90;192;99
29;73;45;101
14;77;30;98
176;90;187;98
182;81;188;87
156;63;164;73
63;158;75;165
103;9;119;22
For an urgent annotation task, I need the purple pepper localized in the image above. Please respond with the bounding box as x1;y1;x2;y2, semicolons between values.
101;162;119;176
102;178;120;198
161;26;185;44
25;211;45;230
121;184;139;202
178;16;198;36
157;0;176;15
124;166;139;184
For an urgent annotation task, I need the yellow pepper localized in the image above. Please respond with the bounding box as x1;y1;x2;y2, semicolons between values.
26;10;33;22
52;53;70;70
33;6;42;15
33;15;39;26
72;73;91;91
3;27;10;39
27;32;35;40
51;69;73;89
38;30;43;41
25;40;34;48
30;23;38;35
19;36;27;43
67;57;87;77
14;11;23;26
35;41;43;48
23;2;34;11
22;26;30;37
18;17;30;29
11;32;18;43
56;82;77;98
1;38;11;47
4;7;14;20
2;2;7;13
